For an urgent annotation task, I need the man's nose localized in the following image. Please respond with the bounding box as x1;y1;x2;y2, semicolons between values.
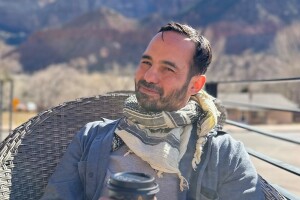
143;67;159;84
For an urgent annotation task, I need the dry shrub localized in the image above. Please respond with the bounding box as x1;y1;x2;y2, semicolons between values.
21;64;134;110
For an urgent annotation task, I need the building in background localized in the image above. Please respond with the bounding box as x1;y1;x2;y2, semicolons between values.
219;93;299;124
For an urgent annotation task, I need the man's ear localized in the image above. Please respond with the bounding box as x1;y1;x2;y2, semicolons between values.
190;75;206;94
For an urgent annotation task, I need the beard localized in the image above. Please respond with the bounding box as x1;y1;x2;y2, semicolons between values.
135;79;190;112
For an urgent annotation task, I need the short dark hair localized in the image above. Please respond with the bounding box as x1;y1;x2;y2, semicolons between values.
158;22;212;75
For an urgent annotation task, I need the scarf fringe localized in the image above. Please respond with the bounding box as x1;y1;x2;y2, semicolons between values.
192;136;206;169
123;149;133;156
157;170;164;178
157;171;189;191
178;172;189;191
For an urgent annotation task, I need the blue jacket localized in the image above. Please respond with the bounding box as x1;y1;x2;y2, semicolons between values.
41;118;264;200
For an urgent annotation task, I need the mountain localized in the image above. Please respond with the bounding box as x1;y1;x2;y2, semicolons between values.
1;0;300;75
177;0;300;54
178;0;300;25
6;8;168;72
0;0;194;33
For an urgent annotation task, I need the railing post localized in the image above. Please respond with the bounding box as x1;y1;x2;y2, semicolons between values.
206;82;218;97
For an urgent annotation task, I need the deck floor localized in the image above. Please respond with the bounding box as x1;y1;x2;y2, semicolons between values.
225;123;300;197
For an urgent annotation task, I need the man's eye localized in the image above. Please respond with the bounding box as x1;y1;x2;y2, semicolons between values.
142;61;151;65
165;67;175;72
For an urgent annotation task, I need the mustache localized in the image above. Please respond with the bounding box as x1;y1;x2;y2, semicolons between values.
137;80;163;95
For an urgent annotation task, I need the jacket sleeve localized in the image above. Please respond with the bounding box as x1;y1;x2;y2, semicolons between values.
217;135;265;200
40;125;86;200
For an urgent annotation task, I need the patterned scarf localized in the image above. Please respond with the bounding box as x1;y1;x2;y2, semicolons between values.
115;90;220;191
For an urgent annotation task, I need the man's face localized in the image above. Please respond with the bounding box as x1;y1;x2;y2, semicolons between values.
135;31;196;112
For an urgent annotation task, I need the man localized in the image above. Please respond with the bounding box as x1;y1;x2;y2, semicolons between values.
41;22;264;200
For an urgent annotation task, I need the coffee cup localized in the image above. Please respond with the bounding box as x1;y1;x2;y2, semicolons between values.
107;172;159;200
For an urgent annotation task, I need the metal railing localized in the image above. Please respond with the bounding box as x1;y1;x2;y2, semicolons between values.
206;77;300;200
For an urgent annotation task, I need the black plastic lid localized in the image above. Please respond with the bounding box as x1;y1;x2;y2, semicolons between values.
107;172;159;195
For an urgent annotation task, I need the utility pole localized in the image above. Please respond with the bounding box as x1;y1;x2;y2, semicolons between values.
9;79;13;133
0;80;3;137
0;79;14;140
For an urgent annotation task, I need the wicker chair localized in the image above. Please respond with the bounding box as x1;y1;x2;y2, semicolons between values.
0;92;131;200
0;92;288;200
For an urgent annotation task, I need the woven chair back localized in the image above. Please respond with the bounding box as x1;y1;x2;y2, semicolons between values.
0;92;131;200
